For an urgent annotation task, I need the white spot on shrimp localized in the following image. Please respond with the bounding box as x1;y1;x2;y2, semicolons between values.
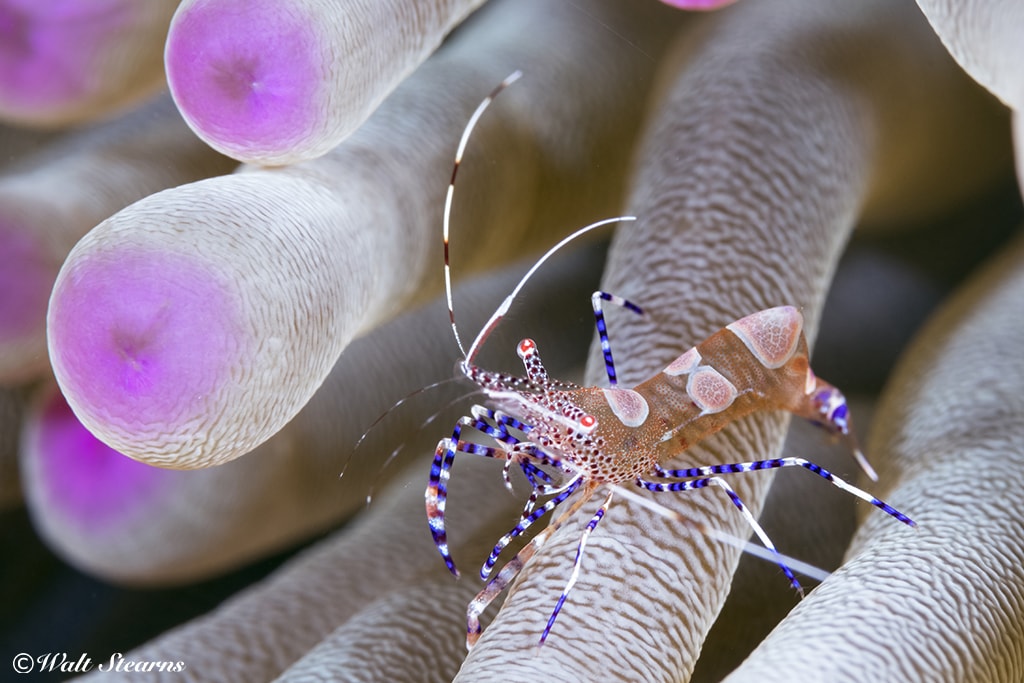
601;388;649;427
664;346;701;376
726;306;803;369
686;366;738;414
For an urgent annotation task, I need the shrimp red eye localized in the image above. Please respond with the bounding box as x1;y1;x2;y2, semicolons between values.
579;414;597;431
517;338;536;358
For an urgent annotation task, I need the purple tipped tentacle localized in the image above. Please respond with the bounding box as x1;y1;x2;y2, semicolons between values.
47;170;388;468
165;0;325;164
165;0;486;165
0;95;235;384
35;248;595;584
0;0;177;125
49;246;247;447
23;385;169;533
657;0;738;10
51;0;657;470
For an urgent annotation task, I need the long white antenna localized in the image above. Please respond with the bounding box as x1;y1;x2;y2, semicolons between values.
444;70;523;358
464;215;636;364
443;73;637;366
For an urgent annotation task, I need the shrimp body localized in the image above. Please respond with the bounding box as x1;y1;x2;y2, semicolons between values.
425;72;911;649
641;305;852;458
428;304;910;648
461;306;851;487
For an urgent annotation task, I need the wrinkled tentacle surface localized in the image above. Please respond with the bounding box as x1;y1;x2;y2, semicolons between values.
3;0;1022;679
724;233;1024;682
913;0;1024;111
0;95;235;384
455;0;1008;679
70;460;521;682
912;0;1024;199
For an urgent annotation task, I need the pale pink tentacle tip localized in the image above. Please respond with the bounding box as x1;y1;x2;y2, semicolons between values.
24;385;170;533
165;0;325;163
0;0;176;125
48;246;246;462
658;0;739;10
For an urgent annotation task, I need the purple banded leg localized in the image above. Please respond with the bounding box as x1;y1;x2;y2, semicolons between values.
471;406;532;436
467;523;552;649
539;487;616;646
464;408;546;491
425;411;518;576
520;457;555;489
426;405;550;576
501;445;550;493
467;479;600;649
495;411;530;433
591;291;644;386
514;441;582;514
481;475;583;580
466;407;571;483
464;412;520;491
427;437;538;575
653;458;916;527
518;459;564;516
427;428;464;576
450;440;551;495
504;442;558;504
467;406;520;443
637;476;802;593
446;438;552;490
468;407;539;459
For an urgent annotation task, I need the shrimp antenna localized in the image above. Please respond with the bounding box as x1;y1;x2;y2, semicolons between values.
443;70;636;365
464;215;635;364
358;386;484;507
445;70;523;358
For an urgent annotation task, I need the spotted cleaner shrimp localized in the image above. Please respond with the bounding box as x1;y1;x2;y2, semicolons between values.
425;71;915;649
